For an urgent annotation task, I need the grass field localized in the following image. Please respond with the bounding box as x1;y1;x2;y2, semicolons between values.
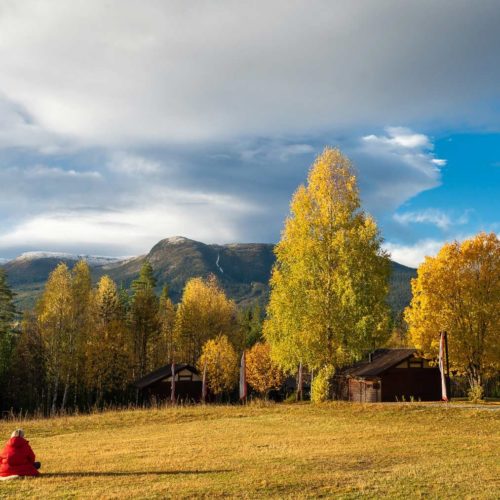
0;402;498;499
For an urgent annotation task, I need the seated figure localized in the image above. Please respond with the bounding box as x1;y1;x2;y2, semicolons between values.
0;429;40;479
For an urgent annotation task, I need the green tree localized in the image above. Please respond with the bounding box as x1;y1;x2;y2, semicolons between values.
0;268;17;406
6;311;45;412
238;303;263;348
264;148;390;376
130;261;159;378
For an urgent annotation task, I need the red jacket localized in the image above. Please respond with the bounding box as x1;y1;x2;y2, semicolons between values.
0;437;39;477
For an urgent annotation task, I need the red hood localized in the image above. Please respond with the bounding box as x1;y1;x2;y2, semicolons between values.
7;437;28;448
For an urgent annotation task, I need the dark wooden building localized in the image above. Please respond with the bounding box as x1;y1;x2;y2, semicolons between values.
134;364;203;403
336;348;442;402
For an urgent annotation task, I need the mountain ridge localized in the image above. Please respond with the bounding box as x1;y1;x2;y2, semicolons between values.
1;236;416;313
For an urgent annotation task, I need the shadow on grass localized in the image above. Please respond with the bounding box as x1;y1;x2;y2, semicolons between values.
41;470;231;478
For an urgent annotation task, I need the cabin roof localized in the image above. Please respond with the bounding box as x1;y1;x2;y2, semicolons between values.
134;363;199;389
342;348;417;378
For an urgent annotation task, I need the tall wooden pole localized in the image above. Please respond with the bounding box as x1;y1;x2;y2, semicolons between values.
444;331;451;401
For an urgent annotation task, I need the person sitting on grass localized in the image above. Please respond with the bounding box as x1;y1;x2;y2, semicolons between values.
0;429;40;480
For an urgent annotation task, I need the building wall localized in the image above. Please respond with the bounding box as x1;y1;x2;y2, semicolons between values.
380;367;441;401
348;378;381;402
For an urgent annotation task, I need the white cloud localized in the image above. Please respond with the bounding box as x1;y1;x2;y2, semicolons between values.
26;165;102;179
393;208;471;230
384;239;445;268
352;127;445;212
393;209;452;230
364;127;431;149
0;1;498;147
107;152;161;176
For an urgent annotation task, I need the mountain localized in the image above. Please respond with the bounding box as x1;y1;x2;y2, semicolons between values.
1;236;416;314
97;236;276;306
2;252;125;310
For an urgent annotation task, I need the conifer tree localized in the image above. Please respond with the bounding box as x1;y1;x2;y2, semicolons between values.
6;311;45;412
264;148;390;374
0;268;17;406
130;261;159;377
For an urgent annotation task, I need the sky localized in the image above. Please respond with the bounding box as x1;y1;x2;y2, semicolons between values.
0;0;498;267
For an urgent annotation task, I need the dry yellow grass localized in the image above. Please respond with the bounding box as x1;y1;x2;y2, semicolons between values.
0;402;498;499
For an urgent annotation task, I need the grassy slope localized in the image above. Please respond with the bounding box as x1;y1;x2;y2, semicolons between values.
0;403;498;499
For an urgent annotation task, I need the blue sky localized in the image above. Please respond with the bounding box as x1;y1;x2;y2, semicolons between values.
0;1;498;267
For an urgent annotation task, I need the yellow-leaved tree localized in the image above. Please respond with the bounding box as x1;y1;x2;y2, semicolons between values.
87;275;131;404
405;232;500;395
197;334;238;399
37;263;74;413
264;148;390;379
245;342;285;398
175;275;239;364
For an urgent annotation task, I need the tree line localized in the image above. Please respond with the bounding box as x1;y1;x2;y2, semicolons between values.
0;261;268;414
1;147;498;412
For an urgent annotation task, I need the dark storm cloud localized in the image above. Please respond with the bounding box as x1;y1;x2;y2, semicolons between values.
0;1;498;258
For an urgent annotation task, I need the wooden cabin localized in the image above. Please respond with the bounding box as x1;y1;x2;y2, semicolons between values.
134;364;203;402
336;348;442;402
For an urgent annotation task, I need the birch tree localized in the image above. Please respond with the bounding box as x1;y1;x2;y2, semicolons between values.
264;148;390;374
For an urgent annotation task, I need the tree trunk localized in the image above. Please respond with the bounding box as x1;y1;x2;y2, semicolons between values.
51;376;59;415
61;373;70;411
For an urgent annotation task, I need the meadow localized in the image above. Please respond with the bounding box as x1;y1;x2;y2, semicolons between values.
0;402;498;499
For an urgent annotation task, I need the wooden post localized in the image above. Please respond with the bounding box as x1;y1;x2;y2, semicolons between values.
444;331;451;401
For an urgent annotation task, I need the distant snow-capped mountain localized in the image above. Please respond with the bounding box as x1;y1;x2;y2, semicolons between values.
11;252;125;266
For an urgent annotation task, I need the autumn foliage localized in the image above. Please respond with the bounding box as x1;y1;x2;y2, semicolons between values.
245;342;285;397
405;232;500;393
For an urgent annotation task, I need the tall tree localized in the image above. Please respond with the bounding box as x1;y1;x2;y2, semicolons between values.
405;232;500;395
153;286;176;368
37;263;73;413
0;268;17;407
175;275;239;365
87;275;131;404
6;311;45;412
68;260;92;409
264;148;390;373
130;261;159;378
238;303;263;348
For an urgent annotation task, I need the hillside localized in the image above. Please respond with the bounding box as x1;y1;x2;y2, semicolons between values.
0;404;497;498
1;236;416;313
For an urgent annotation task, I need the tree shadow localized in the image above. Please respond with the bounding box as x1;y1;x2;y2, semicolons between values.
41;470;231;478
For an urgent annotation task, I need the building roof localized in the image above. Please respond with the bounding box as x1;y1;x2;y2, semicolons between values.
342;348;417;378
134;363;199;389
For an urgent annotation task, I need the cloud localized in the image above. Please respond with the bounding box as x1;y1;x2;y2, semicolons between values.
349;127;445;212
0;1;498;147
107;152;162;176
393;209;452;230
384;239;446;268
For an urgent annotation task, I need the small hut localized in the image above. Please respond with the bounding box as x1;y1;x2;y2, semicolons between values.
134;364;203;402
336;348;442;402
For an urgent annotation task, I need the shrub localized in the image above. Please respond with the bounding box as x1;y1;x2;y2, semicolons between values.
468;384;484;403
311;365;335;403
